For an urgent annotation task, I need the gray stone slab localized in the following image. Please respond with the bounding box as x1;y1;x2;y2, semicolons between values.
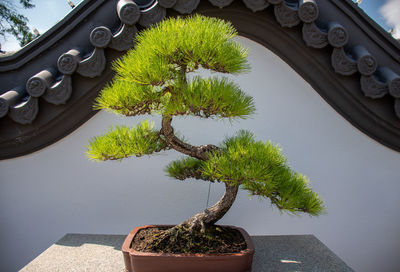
252;235;354;272
20;234;354;272
20;234;126;272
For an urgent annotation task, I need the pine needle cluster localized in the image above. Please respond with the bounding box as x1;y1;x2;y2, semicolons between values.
114;15;249;86
166;131;325;216
94;79;163;116
163;77;255;118
87;121;168;161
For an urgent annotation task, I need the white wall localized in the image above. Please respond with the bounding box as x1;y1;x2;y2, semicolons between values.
1;37;399;272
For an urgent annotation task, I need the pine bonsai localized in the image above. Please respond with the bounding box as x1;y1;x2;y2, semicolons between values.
87;15;324;252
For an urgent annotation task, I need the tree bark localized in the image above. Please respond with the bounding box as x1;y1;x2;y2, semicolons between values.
160;115;239;232
181;182;239;231
160;115;218;161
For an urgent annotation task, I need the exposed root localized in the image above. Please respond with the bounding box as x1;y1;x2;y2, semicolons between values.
151;220;205;249
188;218;206;234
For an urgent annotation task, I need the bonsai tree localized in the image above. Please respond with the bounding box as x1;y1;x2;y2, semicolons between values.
87;15;324;251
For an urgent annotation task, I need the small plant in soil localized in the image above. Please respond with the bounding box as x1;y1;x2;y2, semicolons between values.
86;15;325;254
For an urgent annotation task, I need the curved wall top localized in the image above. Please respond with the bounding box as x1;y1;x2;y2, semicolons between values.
0;0;399;160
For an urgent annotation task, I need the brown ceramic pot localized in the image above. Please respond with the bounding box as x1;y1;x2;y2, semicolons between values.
122;225;255;272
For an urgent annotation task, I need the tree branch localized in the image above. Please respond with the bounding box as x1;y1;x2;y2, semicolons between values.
160;115;218;161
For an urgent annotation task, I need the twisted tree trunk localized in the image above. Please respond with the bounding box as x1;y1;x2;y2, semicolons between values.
160;115;239;232
181;182;239;232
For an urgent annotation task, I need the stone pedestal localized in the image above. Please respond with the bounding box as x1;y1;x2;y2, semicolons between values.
20;233;354;272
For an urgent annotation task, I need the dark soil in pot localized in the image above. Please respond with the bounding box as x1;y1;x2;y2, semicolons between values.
132;225;247;254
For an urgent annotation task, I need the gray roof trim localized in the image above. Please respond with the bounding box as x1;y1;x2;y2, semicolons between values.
0;0;108;71
0;0;399;160
330;0;400;62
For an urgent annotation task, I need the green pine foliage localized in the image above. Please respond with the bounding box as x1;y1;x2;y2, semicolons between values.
94;76;255;119
166;131;325;216
87;121;168;161
166;156;214;182
94;78;163;116
163;77;255;118
94;15;252;119
113;15;249;86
